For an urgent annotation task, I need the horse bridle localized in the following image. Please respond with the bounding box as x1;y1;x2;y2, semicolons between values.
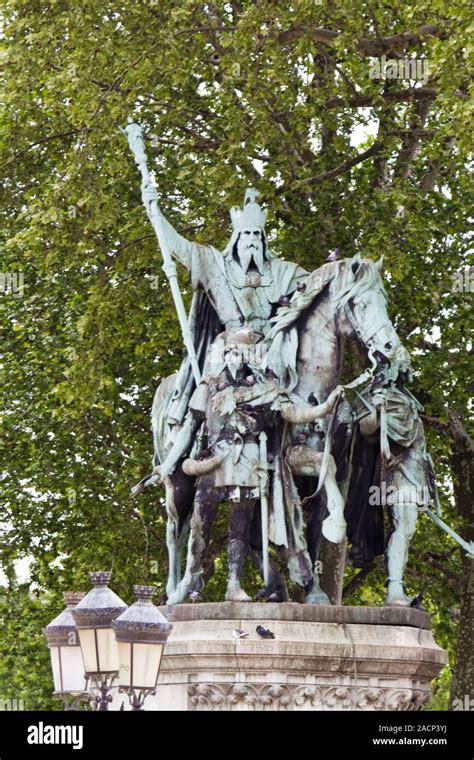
341;300;393;357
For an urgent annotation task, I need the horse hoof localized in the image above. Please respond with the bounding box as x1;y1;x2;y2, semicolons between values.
322;515;347;544
166;592;184;606
225;586;252;602
305;589;331;605
166;584;189;606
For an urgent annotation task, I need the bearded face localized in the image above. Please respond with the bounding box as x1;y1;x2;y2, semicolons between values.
224;346;245;380
235;228;265;274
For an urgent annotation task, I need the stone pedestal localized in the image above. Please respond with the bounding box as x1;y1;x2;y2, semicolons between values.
147;603;447;711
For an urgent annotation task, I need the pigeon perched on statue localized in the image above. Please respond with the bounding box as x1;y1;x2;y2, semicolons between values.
410;592;423;609
266;591;284;602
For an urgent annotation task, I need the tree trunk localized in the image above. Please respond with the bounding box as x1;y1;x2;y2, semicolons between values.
449;412;474;709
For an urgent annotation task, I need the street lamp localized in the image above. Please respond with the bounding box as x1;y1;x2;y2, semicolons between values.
71;571;127;711
44;592;90;709
113;585;172;711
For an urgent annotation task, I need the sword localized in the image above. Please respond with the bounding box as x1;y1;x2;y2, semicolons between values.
121;119;201;386
424;509;474;559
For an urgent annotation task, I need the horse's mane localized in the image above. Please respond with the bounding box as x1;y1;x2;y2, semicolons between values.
333;259;387;309
267;258;386;342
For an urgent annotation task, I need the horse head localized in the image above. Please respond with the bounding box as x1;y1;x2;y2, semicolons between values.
265;254;405;396
332;254;402;371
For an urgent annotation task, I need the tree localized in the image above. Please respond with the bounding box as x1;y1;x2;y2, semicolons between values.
0;0;472;708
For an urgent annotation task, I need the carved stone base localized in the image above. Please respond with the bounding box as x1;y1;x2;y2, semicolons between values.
146;603;447;711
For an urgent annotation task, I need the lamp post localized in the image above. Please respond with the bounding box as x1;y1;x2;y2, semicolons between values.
44;592;91;710
113;586;172;711
71;571;127;711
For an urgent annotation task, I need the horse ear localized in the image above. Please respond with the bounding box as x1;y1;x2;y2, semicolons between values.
351;252;362;276
374;254;384;271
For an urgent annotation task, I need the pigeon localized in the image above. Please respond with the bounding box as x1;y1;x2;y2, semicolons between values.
326;248;340;262
266;591;284;603
296;281;307;292
277;295;291;307
189;590;203;603
256;625;275;639
232;628;249;639
410;592;423;609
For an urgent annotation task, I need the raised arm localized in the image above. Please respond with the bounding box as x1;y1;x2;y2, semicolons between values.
141;179;196;270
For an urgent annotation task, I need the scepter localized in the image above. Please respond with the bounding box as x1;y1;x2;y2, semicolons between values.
121;119;202;386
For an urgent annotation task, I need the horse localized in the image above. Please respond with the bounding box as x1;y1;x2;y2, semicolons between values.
264;253;405;604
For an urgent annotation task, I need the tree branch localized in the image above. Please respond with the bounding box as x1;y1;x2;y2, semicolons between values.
129;508;167;553
293;142;381;187
421;413;449;432
447;409;474;454
3;130;78;167
176;21;450;58
419;136;456;194
279;23;449;57
343;561;378;598
392;97;431;182
326;87;438;110
422;552;461;585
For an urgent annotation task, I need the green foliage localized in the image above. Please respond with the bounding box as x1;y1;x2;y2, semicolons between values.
0;1;472;707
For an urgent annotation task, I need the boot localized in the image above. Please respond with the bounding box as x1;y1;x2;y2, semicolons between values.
225;539;251;602
385;579;411;607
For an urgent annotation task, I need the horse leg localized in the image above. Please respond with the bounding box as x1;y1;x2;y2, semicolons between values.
249;507;289;601
164;479;180;597
174;514;191;588
305;507;330;605
165;467;196;599
385;502;418;606
287;446;345;604
165;515;179;597
320;456;347;545
167;500;218;605
225;501;255;602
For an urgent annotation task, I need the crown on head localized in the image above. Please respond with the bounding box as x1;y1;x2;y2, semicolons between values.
230;188;267;232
